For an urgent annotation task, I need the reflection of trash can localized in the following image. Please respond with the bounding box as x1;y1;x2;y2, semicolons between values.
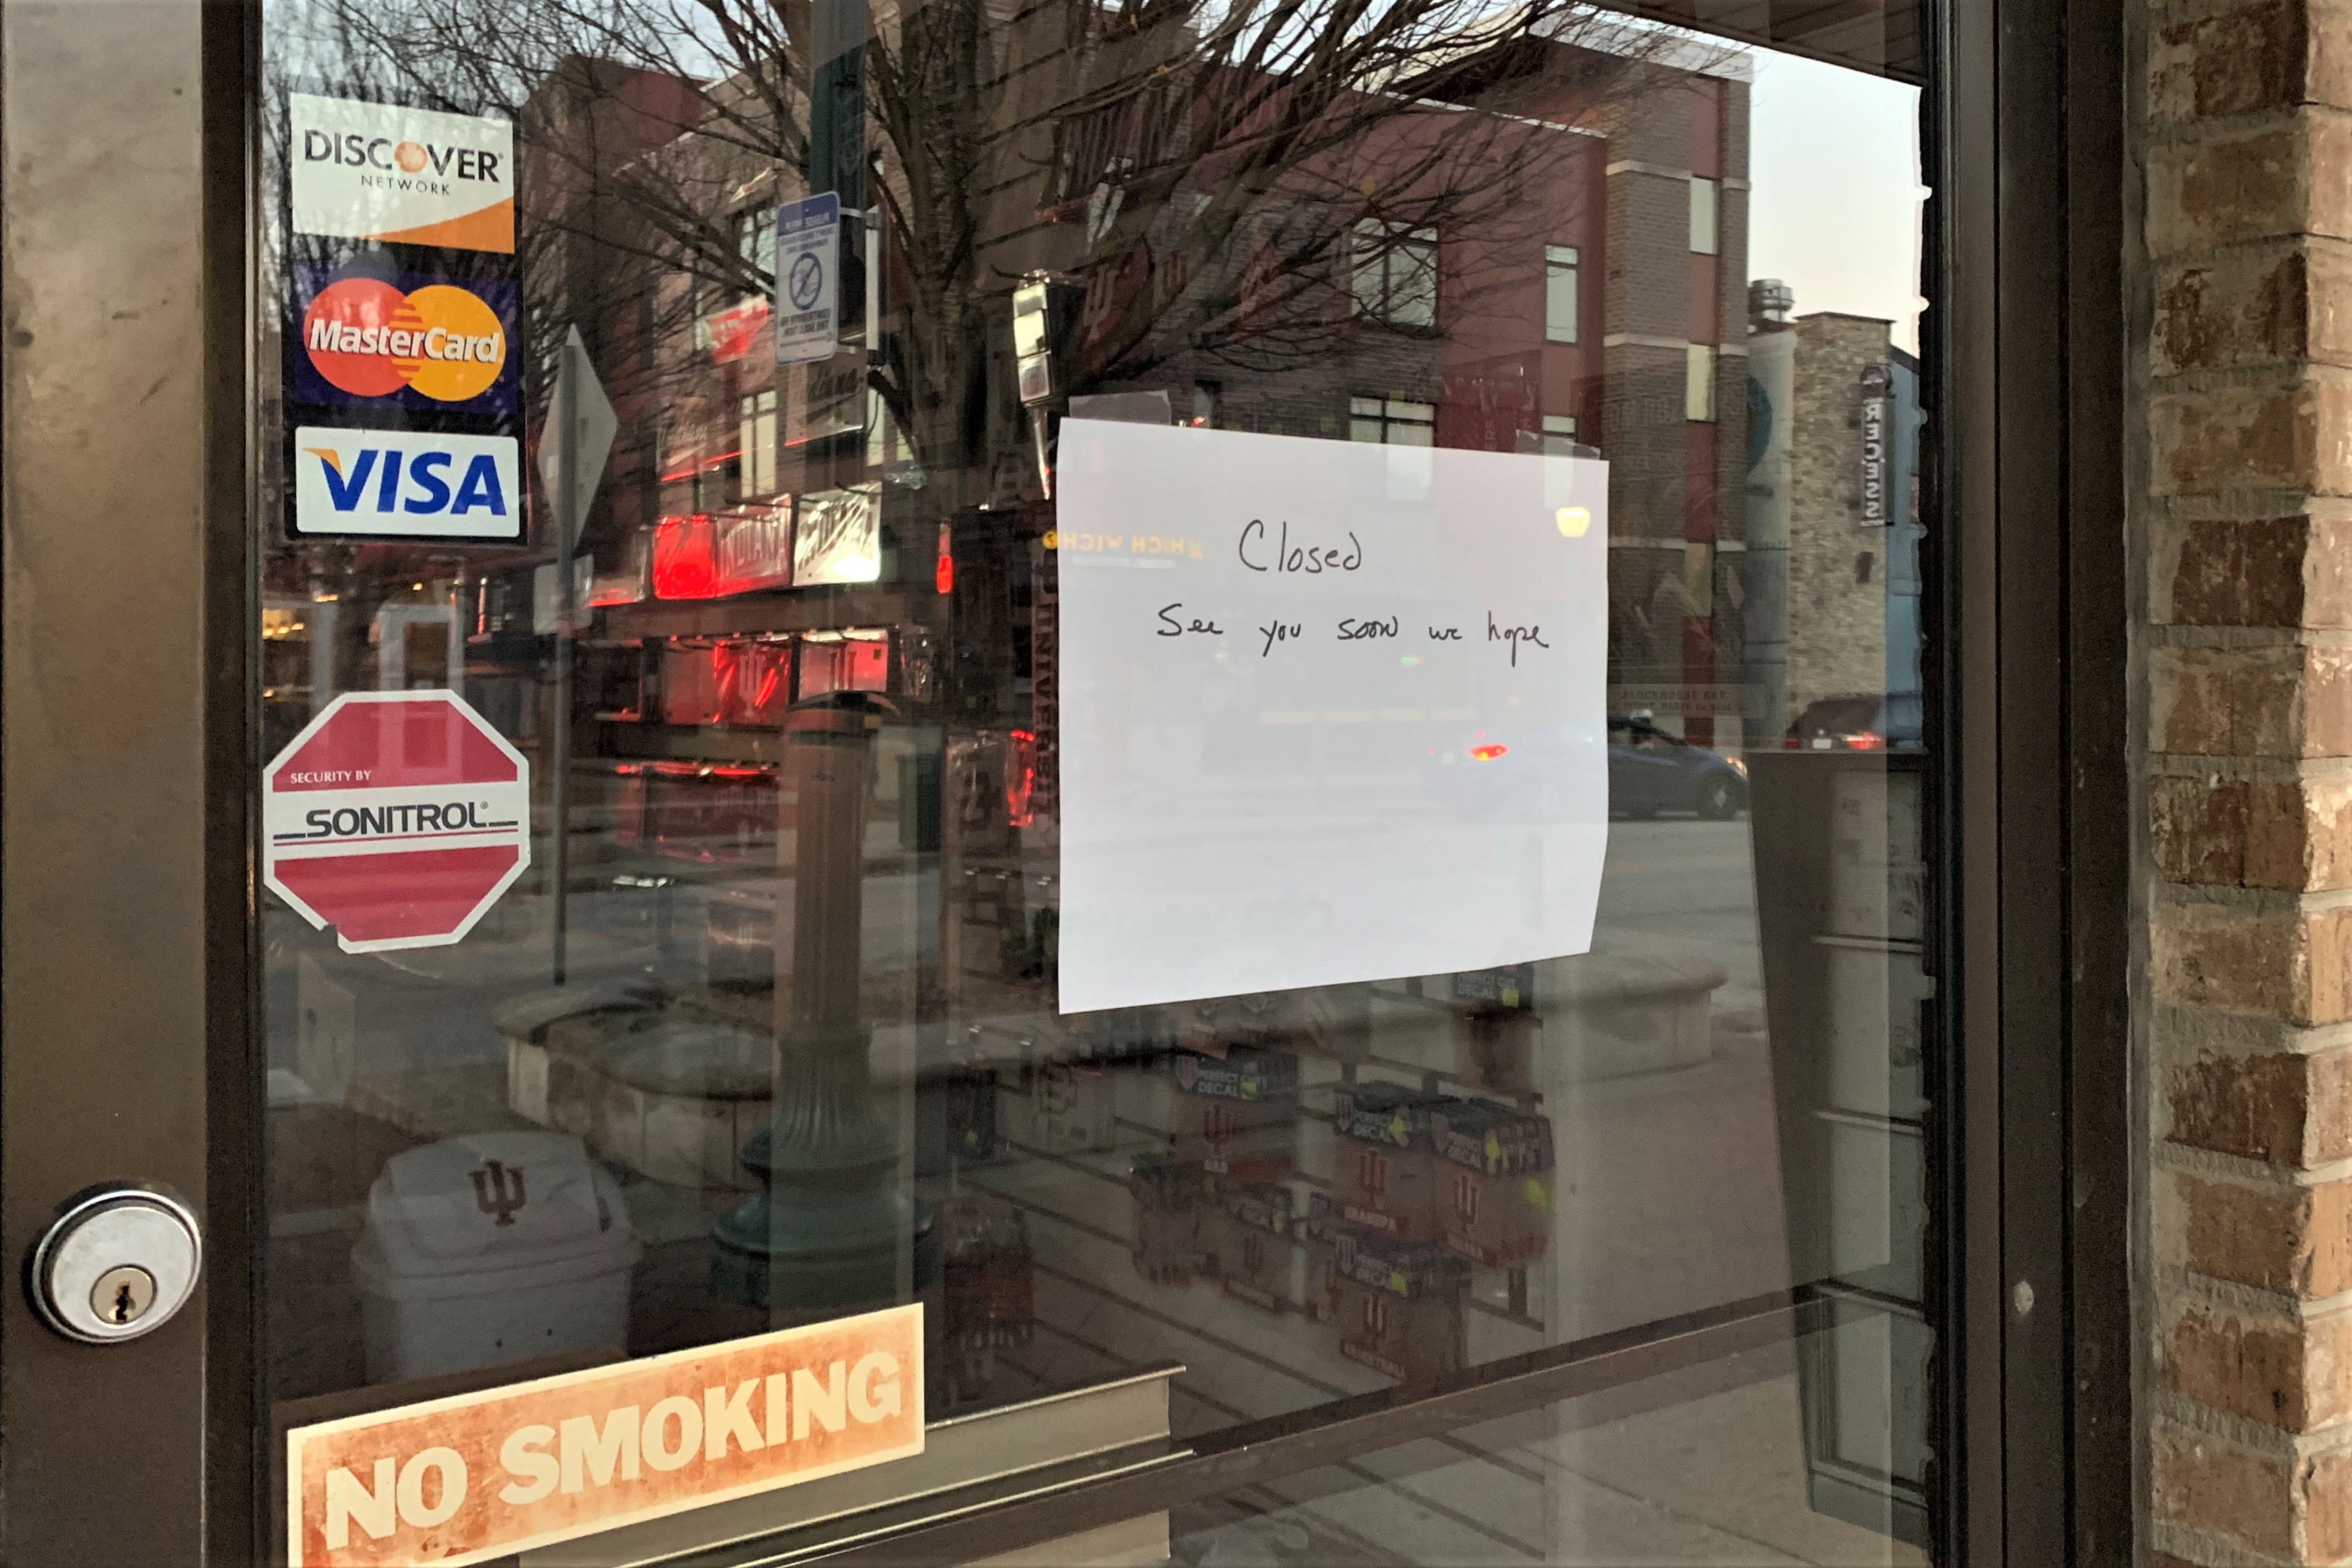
1748;749;1933;1549
351;1130;640;1384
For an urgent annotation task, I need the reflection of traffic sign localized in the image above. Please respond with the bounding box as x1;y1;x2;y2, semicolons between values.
539;325;617;555
773;193;840;365
264;691;530;952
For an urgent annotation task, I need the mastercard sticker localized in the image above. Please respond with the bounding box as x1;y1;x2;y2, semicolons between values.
291;268;519;415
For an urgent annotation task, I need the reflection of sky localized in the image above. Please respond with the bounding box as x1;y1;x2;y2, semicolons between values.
1747;52;1927;355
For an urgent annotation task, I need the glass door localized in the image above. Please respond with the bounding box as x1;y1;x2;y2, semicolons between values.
250;0;1950;1560
1;0;1967;1558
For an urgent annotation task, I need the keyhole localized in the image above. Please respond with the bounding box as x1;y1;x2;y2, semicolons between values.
86;1265;155;1330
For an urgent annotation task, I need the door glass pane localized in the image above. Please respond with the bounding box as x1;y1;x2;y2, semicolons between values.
255;0;1938;1558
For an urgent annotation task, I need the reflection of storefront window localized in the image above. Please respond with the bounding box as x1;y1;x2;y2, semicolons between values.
1541;413;1579;455
1351;220;1437;328
1349;394;1437;445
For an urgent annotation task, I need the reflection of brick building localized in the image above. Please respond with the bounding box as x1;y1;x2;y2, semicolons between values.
1743;297;1925;736
515;14;1759;776
1593;46;1752;746
1058;33;1755;744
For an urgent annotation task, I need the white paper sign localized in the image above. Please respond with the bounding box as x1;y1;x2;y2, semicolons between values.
1055;421;1610;1013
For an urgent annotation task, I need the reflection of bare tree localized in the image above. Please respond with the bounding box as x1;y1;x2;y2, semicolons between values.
271;0;1697;496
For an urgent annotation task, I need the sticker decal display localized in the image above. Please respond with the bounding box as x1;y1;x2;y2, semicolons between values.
293;426;522;542
286;1304;924;1567
290;93;515;254
295;269;517;414
264;690;531;952
280;95;526;546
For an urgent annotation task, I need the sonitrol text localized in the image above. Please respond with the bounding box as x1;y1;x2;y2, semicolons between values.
282;800;511;842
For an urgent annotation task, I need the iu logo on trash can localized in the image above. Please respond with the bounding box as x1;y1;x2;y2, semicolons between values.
470;1159;527;1226
264;690;531;952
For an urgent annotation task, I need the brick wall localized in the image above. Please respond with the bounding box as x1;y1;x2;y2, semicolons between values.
2142;0;2352;1560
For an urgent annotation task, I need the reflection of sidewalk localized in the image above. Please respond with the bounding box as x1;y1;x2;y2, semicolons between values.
1594;817;1769;1030
1552;1032;1794;1340
1538;1371;1930;1565
1170;1371;1928;1566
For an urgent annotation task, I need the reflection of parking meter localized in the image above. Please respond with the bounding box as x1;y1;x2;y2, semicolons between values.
1012;271;1079;497
713;691;934;1318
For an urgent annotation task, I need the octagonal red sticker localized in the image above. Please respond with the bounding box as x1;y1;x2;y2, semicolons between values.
264;690;531;952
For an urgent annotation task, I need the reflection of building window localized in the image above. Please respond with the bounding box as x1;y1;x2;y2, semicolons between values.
865;388;913;469
738;391;777;499
736;205;778;288
1350;394;1435;445
1352;221;1437;329
1541;413;1579;455
1545;246;1579;343
1685;344;1717;422
701;208;777;318
1689;177;1719;255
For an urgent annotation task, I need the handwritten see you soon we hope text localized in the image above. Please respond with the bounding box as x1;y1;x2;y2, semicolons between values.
1130;517;1558;666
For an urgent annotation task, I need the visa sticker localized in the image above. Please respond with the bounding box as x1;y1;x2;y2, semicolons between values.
293;426;522;542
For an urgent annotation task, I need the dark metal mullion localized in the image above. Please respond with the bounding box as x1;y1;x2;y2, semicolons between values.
1938;0;2004;1547
2061;0;2134;1544
1993;0;2079;1554
212;0;268;1559
757;1292;1806;1568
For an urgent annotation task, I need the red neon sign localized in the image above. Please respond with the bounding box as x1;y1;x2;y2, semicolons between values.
1004;730;1038;829
652;514;719;599
653;507;795;600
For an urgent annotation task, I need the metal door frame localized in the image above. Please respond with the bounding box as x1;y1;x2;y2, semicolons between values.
0;0;261;1560
1947;0;2135;1551
0;0;2131;1556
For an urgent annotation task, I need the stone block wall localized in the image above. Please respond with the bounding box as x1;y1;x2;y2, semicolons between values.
2142;0;2352;1559
1785;311;1899;718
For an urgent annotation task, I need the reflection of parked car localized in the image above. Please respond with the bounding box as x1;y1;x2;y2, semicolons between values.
1610;717;1748;819
1786;692;1924;750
